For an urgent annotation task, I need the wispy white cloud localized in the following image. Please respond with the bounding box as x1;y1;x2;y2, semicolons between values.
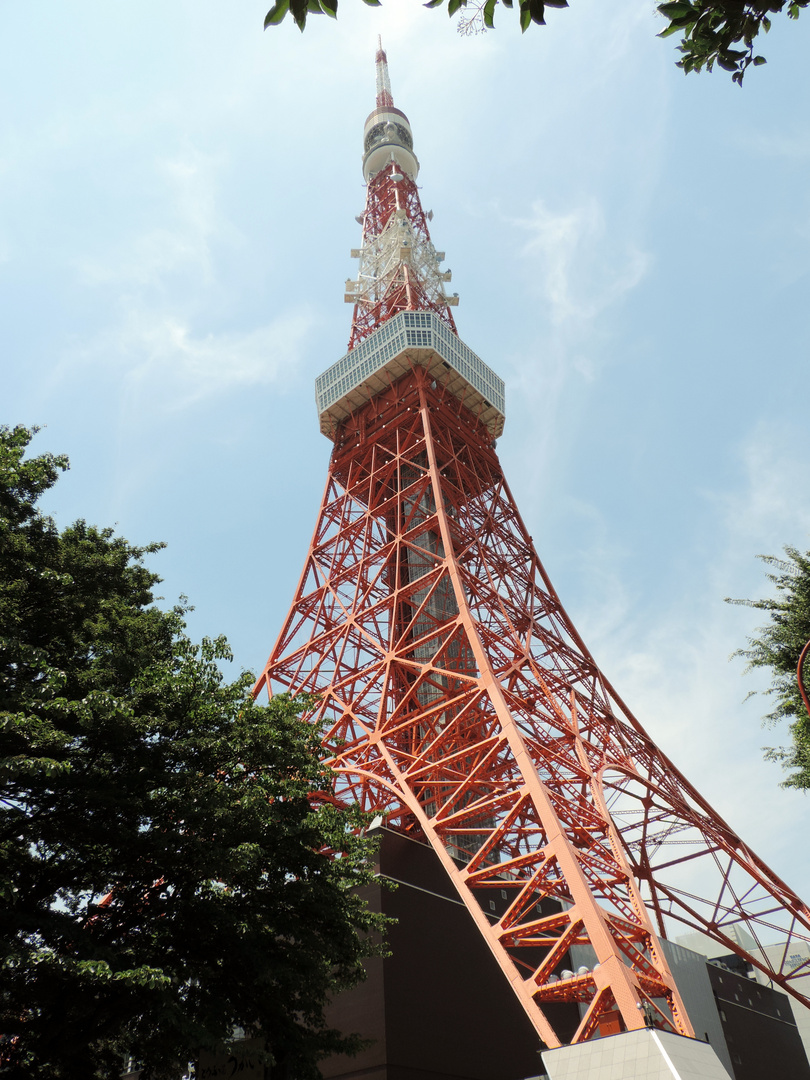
75;147;230;289
123;312;313;405
602;0;663;73
707;419;810;562
56;307;314;412
495;195;651;520
38;137;312;414
743;127;810;160
515;197;650;326
573;419;810;899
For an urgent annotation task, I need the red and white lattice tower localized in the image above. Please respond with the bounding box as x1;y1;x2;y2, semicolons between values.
255;46;810;1049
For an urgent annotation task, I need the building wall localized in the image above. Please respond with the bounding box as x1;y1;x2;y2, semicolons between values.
707;962;810;1080
751;940;810;1059
321;828;578;1080
676;927;810;1064
660;940;734;1078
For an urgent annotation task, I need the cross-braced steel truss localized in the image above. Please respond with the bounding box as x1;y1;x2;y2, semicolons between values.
346;163;458;352
254;364;810;1048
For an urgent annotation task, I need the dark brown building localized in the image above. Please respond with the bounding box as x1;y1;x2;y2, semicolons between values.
322;828;579;1080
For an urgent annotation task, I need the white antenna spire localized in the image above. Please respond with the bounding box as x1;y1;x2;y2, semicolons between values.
375;36;394;108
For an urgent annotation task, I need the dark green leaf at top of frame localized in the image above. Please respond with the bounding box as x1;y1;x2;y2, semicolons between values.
288;0;309;28
264;0;289;26
528;0;546;23
658;1;694;18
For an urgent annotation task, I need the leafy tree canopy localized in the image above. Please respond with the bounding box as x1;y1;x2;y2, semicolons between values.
727;546;810;790
263;0;807;84
0;425;384;1079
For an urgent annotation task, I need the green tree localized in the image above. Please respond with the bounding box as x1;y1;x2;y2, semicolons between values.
0;425;383;1079
727;546;810;790
263;0;807;84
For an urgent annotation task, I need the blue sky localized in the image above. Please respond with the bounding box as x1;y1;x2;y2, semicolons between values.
4;2;810;915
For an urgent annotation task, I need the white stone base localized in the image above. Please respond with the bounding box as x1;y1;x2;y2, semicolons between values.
540;1028;732;1080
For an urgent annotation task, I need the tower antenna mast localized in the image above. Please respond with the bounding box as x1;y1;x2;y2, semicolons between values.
375;36;394;107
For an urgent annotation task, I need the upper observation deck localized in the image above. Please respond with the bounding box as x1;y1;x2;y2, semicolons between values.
315;311;505;441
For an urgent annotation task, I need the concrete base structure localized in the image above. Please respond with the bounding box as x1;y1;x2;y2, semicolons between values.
540;1029;731;1080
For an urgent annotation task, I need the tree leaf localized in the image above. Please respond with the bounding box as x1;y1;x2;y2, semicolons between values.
483;0;497;27
658;1;692;17
528;0;546;23
290;0;309;28
320;0;338;17
448;0;466;15
264;0;289;26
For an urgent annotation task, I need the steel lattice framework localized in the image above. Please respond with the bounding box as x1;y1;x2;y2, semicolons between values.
255;46;810;1050
345;164;458;351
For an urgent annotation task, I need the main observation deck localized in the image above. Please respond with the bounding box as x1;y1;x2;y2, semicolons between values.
316;311;505;441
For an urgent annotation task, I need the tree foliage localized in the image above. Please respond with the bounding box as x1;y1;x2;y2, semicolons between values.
657;0;805;84
0;425;384;1079
727;546;810;790
263;0;807;84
